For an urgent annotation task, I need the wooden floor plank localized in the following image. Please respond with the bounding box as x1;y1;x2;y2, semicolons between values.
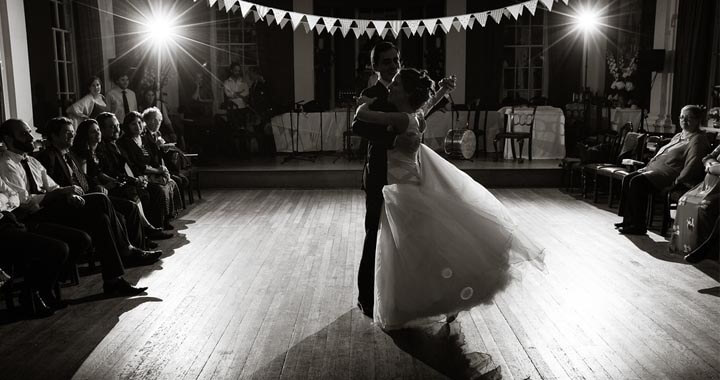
0;188;718;380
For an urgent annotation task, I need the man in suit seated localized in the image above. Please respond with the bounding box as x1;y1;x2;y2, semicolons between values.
0;118;149;296
616;105;712;235
36;117;161;265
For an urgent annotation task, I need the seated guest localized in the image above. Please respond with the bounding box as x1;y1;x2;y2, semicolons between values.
0;118;148;296
106;71;138;125
117;111;181;230
72;118;171;246
1;176;91;317
66;76;108;127
680;143;720;263
142;106;189;205
35;117;161;264
140;89;185;150
616;105;712;235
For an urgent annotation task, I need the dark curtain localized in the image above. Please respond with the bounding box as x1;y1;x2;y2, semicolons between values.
73;0;105;88
672;0;716;125
465;1;508;108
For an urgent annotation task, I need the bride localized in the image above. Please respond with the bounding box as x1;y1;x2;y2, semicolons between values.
356;68;545;330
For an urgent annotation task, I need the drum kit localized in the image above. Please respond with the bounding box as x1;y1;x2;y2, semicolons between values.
443;109;477;160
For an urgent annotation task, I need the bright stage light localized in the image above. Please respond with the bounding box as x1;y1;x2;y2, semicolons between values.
574;7;600;34
143;15;177;47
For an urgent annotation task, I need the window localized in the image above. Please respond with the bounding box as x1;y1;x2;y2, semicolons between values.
51;0;77;114
210;9;258;109
501;11;547;102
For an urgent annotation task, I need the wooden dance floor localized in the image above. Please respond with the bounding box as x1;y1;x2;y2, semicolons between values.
0;189;718;379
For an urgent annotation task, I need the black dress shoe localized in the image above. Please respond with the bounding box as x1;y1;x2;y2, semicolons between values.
20;291;54;318
145;239;159;249
614;222;630;229
125;247;162;266
618;226;647;235
103;278;148;296
163;222;175;231
40;291;68;310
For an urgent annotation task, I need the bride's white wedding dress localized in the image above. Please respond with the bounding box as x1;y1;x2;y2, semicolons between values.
373;113;545;330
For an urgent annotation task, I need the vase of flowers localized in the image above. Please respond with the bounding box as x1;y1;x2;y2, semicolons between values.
606;50;638;108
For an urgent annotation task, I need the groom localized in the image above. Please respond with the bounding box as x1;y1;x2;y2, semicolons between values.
353;42;456;317
352;41;400;317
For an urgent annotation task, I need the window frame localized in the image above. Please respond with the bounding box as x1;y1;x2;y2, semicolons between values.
501;11;549;102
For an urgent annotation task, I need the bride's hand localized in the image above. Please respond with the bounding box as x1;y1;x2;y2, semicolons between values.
356;96;376;106
438;75;457;92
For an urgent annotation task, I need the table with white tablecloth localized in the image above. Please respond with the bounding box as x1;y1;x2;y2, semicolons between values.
497;106;566;159
271;110;352;152
610;108;642;131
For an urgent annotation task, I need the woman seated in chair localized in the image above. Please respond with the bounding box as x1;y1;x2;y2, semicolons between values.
616;105;711;235
677;143;720;263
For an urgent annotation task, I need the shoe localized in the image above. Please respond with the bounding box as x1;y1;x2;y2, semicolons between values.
356;301;373;318
147;229;173;240
39;290;68;310
618;226;647;235
125;247;162;266
144;239;159;249
614;222;630;229
20;291;54;318
684;249;709;264
103;278;147;296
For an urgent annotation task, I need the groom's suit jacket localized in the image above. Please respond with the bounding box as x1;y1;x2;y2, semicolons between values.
352;82;398;194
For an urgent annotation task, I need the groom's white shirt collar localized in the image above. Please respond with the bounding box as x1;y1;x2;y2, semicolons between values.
378;77;391;89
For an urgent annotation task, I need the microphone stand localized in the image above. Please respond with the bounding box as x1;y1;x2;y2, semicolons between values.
282;101;317;163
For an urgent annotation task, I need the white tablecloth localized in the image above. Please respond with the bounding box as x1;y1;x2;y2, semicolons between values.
271;110;351;152
611;108;642;131
423;110;504;153
497;106;566;159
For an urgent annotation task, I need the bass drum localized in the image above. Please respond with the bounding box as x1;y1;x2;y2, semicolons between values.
444;129;477;159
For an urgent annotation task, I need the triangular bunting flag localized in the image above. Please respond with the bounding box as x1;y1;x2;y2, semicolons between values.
562;0;569;5
388;20;402;38
474;12;488;27
279;17;289;29
323;17;338;30
231;4;239;13
422;19;438;35
452;20;462;32
255;5;270;19
306;15;320;31
406;20;420;35
506;4;523;19
365;27;375;38
315;24;325;34
355;20;368;37
339;19;353;37
329;26;338;35
438;16;454;33
223;0;234;12
380;27;389;38
371;20;387;35
288;11;304;30
252;10;260;22
402;27;412;38
208;0;218;7
457;14;471;30
539;0;553;11
525;0;538;15
490;9;503;24
238;1;252;17
265;14;274;26
417;25;426;36
273;9;287;24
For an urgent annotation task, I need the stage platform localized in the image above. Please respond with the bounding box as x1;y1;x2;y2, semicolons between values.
197;153;564;189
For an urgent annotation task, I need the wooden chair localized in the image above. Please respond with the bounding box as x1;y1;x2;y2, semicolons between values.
493;106;537;162
597;132;648;207
580;123;632;199
470;100;488;157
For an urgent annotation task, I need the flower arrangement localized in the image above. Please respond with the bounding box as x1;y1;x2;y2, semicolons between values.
606;49;639;108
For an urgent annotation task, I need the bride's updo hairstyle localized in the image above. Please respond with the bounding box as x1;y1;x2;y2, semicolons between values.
399;68;436;110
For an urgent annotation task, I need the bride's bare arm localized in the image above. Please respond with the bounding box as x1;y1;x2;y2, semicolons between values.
420;75;457;116
356;103;410;133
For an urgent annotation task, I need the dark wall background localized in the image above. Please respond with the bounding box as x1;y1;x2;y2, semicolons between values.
24;0;56;125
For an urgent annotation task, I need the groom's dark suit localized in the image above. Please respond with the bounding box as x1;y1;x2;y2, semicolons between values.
352;81;398;313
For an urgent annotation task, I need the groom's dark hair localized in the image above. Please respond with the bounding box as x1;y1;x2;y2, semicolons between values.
371;41;398;68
